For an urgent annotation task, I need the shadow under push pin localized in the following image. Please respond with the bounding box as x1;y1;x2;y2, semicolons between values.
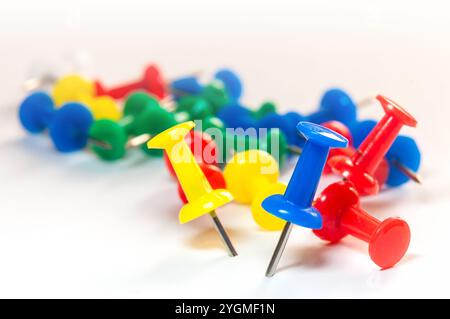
147;121;238;257
263;122;348;277
18;91;111;152
313;181;410;269
329;95;417;196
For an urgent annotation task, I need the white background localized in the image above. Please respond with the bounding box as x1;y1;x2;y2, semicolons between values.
0;0;449;298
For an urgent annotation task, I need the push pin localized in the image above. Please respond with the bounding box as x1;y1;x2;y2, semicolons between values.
351;120;422;187
322;121;390;187
306;88;358;127
313;181;410;268
263;122;348;277
95;64;167;100
329;95;418;196
51;74;122;120
171;68;243;102
18;91;110;152
178;163;226;204
148;121;237;257
164;130;219;179
224;150;287;231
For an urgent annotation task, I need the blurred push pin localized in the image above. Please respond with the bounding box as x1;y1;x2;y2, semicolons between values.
263;122;348;277
18;91;110;152
95;64;167;100
147;121;238;257
313;181;410;269
171;68;243;102
224;150;287;231
329;95;418;196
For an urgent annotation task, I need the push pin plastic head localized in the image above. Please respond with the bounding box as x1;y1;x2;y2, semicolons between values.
329;95;417;196
263;122;348;277
313;181;410;269
307;88;358;127
148;121;237;256
18;92;110;152
171;76;204;96
224;150;287;231
386;135;421;186
52;74;95;106
213;68;243;101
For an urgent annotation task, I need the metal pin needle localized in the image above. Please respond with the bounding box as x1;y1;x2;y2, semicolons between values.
210;210;238;257
391;159;422;184
266;222;293;277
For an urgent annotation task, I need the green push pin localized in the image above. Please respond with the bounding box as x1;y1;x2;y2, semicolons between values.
88;91;164;161
134;102;178;157
176;95;213;120
252;101;277;120
200;83;230;114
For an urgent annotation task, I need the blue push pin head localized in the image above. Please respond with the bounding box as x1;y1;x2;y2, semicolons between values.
171;76;203;96
257;113;297;146
214;68;243;101
49;102;94;152
262;122;348;229
350;119;376;148
217;103;257;130
19;91;55;133
285;111;307;147
386;135;421;187
308;88;357;127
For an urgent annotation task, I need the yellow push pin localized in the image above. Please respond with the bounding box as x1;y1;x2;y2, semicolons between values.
52;74;121;121
224;150;286;231
147;121;238;257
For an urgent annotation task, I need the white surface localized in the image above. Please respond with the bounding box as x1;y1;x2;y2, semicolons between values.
0;0;449;298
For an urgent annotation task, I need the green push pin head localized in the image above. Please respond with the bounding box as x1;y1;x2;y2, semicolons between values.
89;119;128;161
253;101;277;119
135;105;177;157
123;91;160;135
201;83;230;114
176;96;212;120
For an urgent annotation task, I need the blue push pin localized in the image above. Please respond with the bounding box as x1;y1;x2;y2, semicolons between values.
306;88;358;127
257;111;307;147
263;122;348;277
217;103;258;130
386;135;421;186
170;76;204;96
214;68;243;101
351;120;422;186
18;91;105;152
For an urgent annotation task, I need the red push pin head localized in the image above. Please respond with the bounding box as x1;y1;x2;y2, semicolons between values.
95;64;168;100
329;95;417;196
313;181;410;269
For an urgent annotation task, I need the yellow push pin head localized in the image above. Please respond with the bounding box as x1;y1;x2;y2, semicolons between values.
147;121;233;224
52;74;95;106
87;96;121;121
224;150;286;231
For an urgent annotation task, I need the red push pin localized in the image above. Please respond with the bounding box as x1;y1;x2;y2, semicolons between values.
322;120;390;187
329;95;417;196
95;64;167;100
313;181;410;269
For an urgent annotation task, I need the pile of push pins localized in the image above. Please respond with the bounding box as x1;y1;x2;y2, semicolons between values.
18;63;422;276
